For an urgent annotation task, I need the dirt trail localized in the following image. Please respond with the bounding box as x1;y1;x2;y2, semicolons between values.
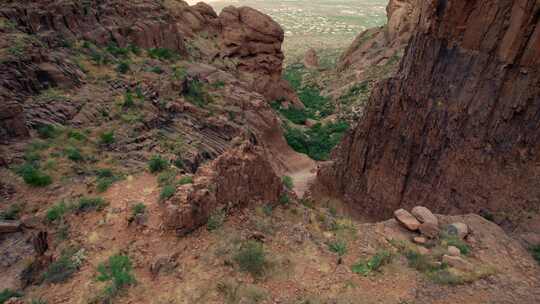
289;163;317;198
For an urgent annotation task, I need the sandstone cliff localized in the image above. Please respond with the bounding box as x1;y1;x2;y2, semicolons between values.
318;0;540;219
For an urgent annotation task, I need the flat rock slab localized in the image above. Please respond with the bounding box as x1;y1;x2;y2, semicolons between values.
394;209;420;231
411;206;438;225
0;221;21;234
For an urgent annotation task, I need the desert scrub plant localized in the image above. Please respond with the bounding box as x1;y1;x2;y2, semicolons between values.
74;197;107;213
122;91;135;108
207;210;225;231
35;88;68;103
279;193;290;205
148;155;168;173
184;79;213;107
159;185;176;202
64;147;84;162
96;169;121;193
328;240;347;257
282;175;294;190
0;289;22;304
351;250;392;276
157;170;177;187
67;130;86;141
147;47;178;61
178;175;193;185
42;249;80;283
16;163;52;187
131;203;146;217
115;60;130;74
234;241;267;278
36;124;59;139
95;254;135;303
284;121;349;161
99;131;115;145
440;232;471;255
46;201;68;223
0;203;22;220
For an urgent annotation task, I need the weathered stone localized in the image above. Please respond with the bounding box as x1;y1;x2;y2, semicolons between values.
419;222;439;239
394;209;420;231
418;246;430;255
447;246;461;257
447;223;469;239
411;206;438;226
0;221;21;234
303;48;319;69
442;255;473;272
413;236;427;244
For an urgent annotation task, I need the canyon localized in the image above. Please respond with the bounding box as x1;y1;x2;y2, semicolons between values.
0;0;539;303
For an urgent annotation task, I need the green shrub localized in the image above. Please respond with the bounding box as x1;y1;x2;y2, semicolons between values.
147;48;178;61
279;107;310;125
99;131;115;145
95;254;135;303
96;178;114;193
298;87;334;118
43;251;78;283
159;185;175;202
234;241;267;278
148;155;168;173
531;245;540;265
46;202;67;223
279;193;290;205
75;197;107;213
36;124;58;139
352;250;392;276
132;203;146;217
157;170;177;187
0;203;22;220
178;176;193;185
123;91;134;108
16;164;52;187
30;298;47;304
207;211;225;231
0;289;22;304
67;130;86;141
441;233;471;255
96;168;113;178
282;176;294;190
328;240;347;256
64;147;83;162
405;250;437;273
149;66;164;74
184;79;213;107
284;121;349;161
106;43;130;58
116;61;130;74
262;204;273;216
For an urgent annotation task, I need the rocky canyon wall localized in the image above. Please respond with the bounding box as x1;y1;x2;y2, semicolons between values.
318;0;540;219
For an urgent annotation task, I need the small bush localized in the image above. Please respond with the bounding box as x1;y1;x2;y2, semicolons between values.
328;240;347;257
282;176;294;190
123;91;134;108
148;155;168;173
178;176;193;185
0;289;22;304
36;124;58;139
43;251;78;283
159;185;175;202
157;170;177;187
0;203;22;220
279;193;290;205
147;48;178;61
46;202;67;223
96;168;113;178
184;79;213;107
96;178;114;193
116;61;130;74
234;241;267;278
405;250;436;273
207;211;225;231
132;203;146;217
64;147;83;162
67;130;86;141
284;121;349;161
441;234;470;255
352;250;392;276
148;66;164;74
99;131;115;145
106;43;130;58
17;164;52;187
75;197;107;213
95;254;135;303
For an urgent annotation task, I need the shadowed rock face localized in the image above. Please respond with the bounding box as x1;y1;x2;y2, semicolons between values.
318;0;540;219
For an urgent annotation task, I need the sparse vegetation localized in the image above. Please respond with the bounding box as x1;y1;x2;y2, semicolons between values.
178;176;193;185
96;169;121;193
94;254;135;303
36;124;59;139
279;193;290;205
43;249;81;283
282;175;294;190
531;245;540;265
207;210;225;231
74;197;107;213
328;240;347;256
160;185;175;202
46;201;68;223
123;91;135;108
0;289;22;304
234;241;267;278
99;131;115;145
131;203;146;217
16;163;52;187
441;233;471;255
147;47;178;61
148;155;168;173
116;60;130;74
64;147;84;162
351;250;392;276
184;79;213;107
0;203;22;220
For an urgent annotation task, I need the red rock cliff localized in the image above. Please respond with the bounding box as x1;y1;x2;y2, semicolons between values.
318;0;540;218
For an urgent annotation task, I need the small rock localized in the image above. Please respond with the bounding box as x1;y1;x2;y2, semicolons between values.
305;118;318;128
411;206;438;225
0;220;21;234
418;246;430;255
442;254;473;271
419;222;439;238
394;209;420;231
413;236;427;244
448;245;461;256
447;222;469;239
303;48;319;69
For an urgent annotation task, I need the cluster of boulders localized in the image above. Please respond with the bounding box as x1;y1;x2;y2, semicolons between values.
394;206;473;271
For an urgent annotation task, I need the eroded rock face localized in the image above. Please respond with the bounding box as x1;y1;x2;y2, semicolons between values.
162;143;284;235
218;6;301;107
318;0;540;219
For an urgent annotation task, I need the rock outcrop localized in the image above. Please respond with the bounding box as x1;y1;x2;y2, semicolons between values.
218;6;302;107
162;143;284;235
318;0;540;219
